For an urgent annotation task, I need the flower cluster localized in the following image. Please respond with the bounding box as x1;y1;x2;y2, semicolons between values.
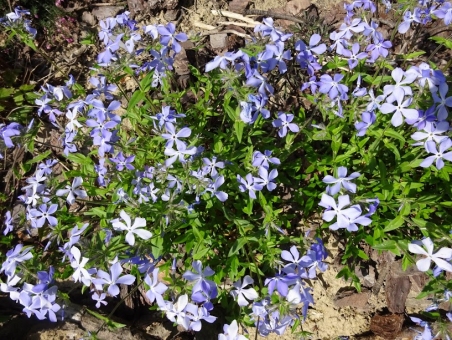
0;7;36;37
319;167;377;232
246;239;328;336
237;150;280;199
2;1;452;338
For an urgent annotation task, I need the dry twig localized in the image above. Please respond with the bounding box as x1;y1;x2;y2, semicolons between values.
245;9;306;25
211;9;260;25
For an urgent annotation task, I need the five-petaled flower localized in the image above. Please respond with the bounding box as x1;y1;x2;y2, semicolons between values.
272;112;299;138
111;210;152;246
408;237;452;272
56;177;88;205
322;166;360;195
230;275;259;307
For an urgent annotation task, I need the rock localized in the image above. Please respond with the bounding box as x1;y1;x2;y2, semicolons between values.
228;0;250;14
355;263;376;288
210;33;228;50
385;274;411;313
92;6;124;21
164;0;179;10
81;11;96;26
164;9;180;21
127;0;146;16
334;287;370;310
148;0;162;10
388;261;430;313
370;313;404;339
287;0;311;15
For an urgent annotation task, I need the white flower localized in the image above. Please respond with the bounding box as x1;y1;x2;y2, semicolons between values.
70;246;92;286
65;107;82;131
408;237;452;272
111;210;152;246
230;275;258;307
165;294;190;330
218;320;247;340
56;177;88;205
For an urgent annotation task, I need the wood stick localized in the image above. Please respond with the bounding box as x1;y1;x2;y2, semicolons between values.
217;21;257;28
211;9;260;25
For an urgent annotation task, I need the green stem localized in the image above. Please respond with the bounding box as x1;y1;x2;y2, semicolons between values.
94;280;145;335
245;243;264;291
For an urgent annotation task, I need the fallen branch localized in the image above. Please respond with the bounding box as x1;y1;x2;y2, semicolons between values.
194;21;216;30
211;9;260;25
245;9;305;25
217;21;257;28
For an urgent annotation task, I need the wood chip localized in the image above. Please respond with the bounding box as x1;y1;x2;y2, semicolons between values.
370;313;404;339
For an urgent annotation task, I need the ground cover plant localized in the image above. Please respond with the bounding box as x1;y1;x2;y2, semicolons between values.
1;0;452;339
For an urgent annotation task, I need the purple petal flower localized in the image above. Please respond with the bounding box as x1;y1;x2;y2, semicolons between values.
322;166;360;195
380;95;418;127
355;111;376;136
272;112;299;137
420;139;452;170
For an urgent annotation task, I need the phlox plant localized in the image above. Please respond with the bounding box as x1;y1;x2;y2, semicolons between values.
1;0;452;339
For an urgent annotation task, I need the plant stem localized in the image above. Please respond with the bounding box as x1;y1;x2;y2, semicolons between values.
94;280;144;335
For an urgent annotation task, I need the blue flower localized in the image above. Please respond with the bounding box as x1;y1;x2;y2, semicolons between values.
252;150;280;169
420;139;452;170
272;112;299;137
322;167;360;195
355;111;376;136
318;74;349;100
3;211;13;235
237;173;263;199
319;194;370;231
341;43;367;69
255;167;278;191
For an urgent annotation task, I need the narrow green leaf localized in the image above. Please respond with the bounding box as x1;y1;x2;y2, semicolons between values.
128;90;145;109
373;240;397;251
85;309;126;330
383;216;405;232
25;150;51;165
234;120;244;143
228;238;248;257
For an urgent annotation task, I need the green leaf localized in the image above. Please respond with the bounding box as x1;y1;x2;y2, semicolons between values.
385;142;401;160
192;224;204;241
193;247;210;260
373;239;396;251
84;207;107;218
383;216;405;232
331;133;342;154
402;50;426;59
227;255;239;279
128;90;145;109
430;36;452;49
140;72;154;92
409;158;424;168
0;87;14;98
25;150;52;165
224;103;236;122
384;129;405;145
234;120;245;143
66;153;93;166
312;129;331;141
228;238;249;257
85;309;126;330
